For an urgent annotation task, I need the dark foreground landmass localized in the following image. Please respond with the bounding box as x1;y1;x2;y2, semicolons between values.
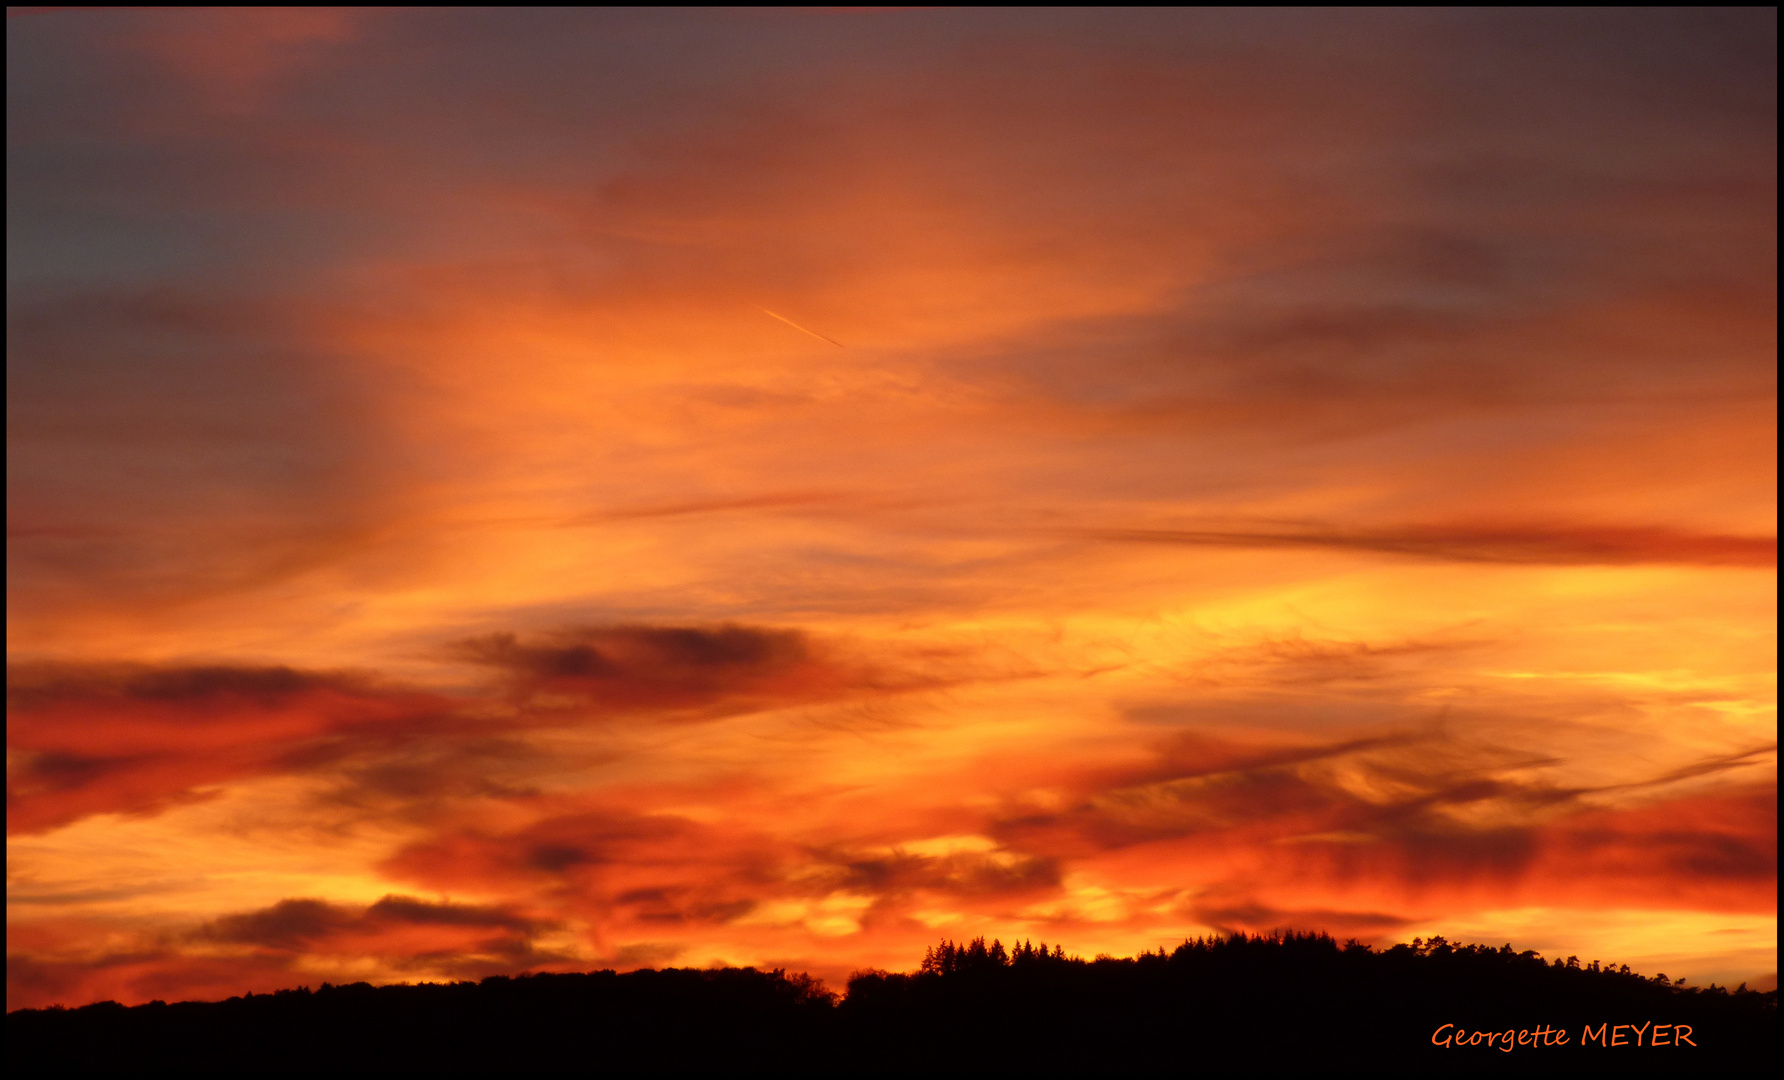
8;933;1776;1072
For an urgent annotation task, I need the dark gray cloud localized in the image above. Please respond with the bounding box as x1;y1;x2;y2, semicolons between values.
830;850;1061;899
1187;899;1416;940
989;730;1776;906
7;663;339;711
6;286;390;614
1080;523;1775;568
8;7;1774;623
615;888;757;927
176;892;580;984
6;621;883;835
5;661;452;834
5;6;1773;1009
465;625;808;680
198;894;552;949
458;624;867;718
198;899;353;948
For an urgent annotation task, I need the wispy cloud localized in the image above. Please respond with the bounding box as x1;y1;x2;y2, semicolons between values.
6;6;1774;1009
1080;523;1776;567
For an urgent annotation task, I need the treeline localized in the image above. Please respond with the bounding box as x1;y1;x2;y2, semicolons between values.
849;932;1775;1072
8;933;1775;1072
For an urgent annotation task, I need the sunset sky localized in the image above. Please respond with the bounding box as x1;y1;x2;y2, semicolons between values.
7;7;1776;1010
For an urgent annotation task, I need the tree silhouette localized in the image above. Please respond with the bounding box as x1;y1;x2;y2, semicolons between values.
9;934;1775;1072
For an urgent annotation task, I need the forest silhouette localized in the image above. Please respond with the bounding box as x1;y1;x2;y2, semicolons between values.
8;932;1775;1072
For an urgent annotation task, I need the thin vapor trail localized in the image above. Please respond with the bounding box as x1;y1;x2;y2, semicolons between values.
757;307;843;347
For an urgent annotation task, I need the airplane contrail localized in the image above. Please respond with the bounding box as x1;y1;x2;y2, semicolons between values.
757;307;843;347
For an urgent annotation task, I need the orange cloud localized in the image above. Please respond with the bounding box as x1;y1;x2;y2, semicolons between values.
458;624;867;717
7;7;1774;1010
7;894;572;1011
8;623;892;835
6;665;450;835
1085;523;1776;568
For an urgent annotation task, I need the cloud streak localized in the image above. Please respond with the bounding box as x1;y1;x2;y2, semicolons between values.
6;7;1774;1009
1080;523;1776;568
6;663;452;835
8;622;889;834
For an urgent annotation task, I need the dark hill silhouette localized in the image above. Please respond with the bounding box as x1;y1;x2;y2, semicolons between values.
8;933;1775;1072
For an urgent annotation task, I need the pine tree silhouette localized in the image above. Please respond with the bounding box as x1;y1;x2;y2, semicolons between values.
8;934;1774;1072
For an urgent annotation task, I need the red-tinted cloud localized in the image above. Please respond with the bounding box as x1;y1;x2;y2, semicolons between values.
1086;523;1776;568
195;894;565;975
6;664;451;834
6;7;1774;1010
8;624;886;834
459;624;871;718
989;732;1777;914
7;894;569;1010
